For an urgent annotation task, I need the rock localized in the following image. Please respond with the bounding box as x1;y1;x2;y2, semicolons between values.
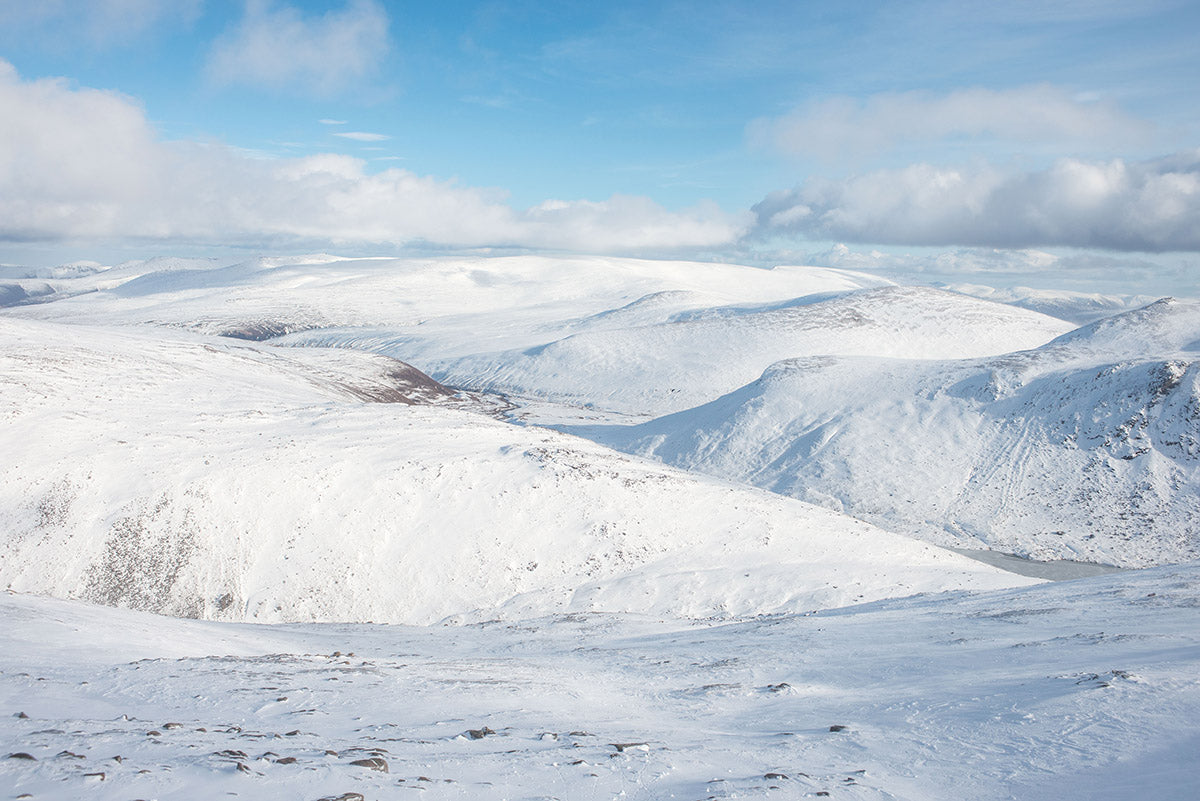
7;752;36;760
610;742;649;752
83;772;106;782
56;750;86;759
318;794;365;801
828;725;848;732
163;722;184;730
767;683;792;692
146;730;161;737
464;727;495;739
214;749;248;759
764;772;789;780
349;756;388;773
14;711;28;719
276;756;298;764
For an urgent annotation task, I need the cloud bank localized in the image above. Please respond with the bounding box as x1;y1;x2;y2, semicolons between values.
0;61;745;253
754;154;1200;251
750;85;1152;162
206;0;391;95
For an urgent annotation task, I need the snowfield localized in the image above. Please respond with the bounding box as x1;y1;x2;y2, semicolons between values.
2;253;1199;799
2;565;1199;801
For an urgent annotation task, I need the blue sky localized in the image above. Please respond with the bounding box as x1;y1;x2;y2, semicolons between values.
1;0;1198;292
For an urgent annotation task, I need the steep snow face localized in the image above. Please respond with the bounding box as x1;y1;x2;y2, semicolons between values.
583;299;1200;568
0;318;1033;624
4;566;1200;801
410;286;1075;417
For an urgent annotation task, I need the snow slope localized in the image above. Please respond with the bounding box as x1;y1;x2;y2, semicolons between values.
3;564;1199;801
581;298;1200;567
410;285;1074;416
0;317;1032;624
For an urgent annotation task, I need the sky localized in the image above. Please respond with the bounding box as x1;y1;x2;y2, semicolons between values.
0;0;1198;293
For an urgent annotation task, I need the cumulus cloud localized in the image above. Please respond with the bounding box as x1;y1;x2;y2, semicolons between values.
749;85;1152;162
0;0;201;49
0;60;744;253
753;154;1200;251
206;0;390;95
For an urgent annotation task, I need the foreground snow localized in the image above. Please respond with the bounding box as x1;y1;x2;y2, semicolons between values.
4;564;1199;801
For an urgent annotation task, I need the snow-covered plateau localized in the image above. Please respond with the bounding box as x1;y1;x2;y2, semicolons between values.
2;254;1199;799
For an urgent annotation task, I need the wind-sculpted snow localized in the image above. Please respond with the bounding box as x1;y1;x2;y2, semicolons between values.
583;299;1200;567
0;317;1032;624
3;566;1199;800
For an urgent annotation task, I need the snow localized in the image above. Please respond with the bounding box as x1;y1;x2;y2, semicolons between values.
0;316;1031;625
2;252;1198;799
3;564;1199;800
578;298;1200;567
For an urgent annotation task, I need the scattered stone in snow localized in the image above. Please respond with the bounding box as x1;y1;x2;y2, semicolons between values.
829;725;848;732
610;742;649;752
6;752;36;760
349;756;389;772
13;711;28;718
83;771;106;782
464;727;495;739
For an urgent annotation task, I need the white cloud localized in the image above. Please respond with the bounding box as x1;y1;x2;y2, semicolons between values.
0;60;745;254
206;0;390;95
334;131;390;142
319;118;348;125
749;85;1153;162
0;0;201;48
753;154;1200;251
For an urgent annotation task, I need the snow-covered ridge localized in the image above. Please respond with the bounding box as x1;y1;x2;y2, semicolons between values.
579;298;1200;567
414;284;1075;416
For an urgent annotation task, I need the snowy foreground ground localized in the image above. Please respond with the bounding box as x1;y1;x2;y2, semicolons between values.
4;566;1200;801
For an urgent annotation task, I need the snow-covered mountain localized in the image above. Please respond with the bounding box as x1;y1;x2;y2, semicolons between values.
410;285;1074;417
580;298;1200;567
3;252;1199;800
0;316;1031;624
